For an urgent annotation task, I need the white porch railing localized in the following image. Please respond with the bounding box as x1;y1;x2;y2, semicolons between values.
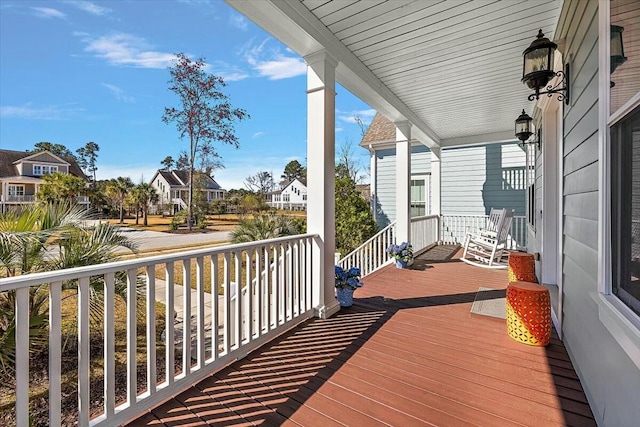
0;234;318;427
3;195;36;202
440;214;527;250
338;221;396;276
410;214;440;254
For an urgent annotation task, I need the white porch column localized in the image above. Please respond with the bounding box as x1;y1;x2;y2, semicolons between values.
305;50;340;319
395;121;412;243
430;148;442;216
368;145;377;217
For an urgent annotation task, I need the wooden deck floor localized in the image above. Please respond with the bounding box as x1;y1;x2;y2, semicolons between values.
127;256;595;427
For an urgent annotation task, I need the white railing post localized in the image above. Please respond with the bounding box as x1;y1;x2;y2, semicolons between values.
15;287;29;427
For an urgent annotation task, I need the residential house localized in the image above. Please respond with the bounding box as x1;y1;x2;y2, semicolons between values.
0;149;89;213
266;178;307;210
150;169;225;214
3;1;639;426
362;113;527;242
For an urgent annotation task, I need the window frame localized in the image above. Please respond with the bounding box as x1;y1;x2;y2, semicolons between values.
8;185;25;196
596;0;640;366
409;174;430;218
33;164;58;176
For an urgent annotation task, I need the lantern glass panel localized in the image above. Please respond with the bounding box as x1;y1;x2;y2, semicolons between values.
524;48;551;76
611;29;624;57
515;120;531;136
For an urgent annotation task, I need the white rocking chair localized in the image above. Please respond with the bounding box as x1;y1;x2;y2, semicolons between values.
461;209;514;269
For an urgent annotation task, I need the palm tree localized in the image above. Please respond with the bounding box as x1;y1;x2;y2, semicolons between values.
135;183;159;226
231;213;300;243
0;202;137;376
106;177;134;224
38;171;87;205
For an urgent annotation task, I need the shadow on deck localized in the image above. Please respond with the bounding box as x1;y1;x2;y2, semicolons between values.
128;258;595;426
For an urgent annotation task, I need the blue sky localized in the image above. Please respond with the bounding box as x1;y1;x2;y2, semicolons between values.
0;0;374;189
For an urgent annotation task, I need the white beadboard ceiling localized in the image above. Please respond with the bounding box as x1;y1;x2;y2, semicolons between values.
226;0;563;148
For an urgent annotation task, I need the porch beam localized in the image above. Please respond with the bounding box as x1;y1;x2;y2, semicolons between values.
395;121;412;244
305;50;340;319
440;130;516;148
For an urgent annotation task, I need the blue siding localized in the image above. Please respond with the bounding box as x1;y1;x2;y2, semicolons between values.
373;142;525;225
557;1;640;426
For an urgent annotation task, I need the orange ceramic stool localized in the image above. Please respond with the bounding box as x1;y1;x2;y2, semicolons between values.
506;281;552;346
508;252;537;283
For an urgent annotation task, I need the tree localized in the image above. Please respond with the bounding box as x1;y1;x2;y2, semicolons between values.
335;176;378;255
0;202;137;375
335;140;364;183
176;151;189;170
163;53;248;230
281;160;306;182
244;171;274;195
161;156;175;171
37;171;86;204
76;141;100;185
231;213;301;243
30;142;75;159
106;177;134;223
133;182;159;226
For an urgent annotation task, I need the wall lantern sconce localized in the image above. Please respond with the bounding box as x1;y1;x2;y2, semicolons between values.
610;25;627;87
515;109;540;150
522;29;569;104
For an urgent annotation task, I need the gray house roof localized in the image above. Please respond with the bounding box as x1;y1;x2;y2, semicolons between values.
0;149;87;180
157;169;223;190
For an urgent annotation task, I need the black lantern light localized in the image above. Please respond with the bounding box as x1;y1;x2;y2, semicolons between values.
522;30;569;104
611;25;627;74
515;110;534;143
515;110;541;150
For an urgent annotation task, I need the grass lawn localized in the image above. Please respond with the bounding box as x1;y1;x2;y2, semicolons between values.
107;214;241;232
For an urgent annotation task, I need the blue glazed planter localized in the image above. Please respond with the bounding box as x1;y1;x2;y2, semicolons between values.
395;259;413;269
336;288;354;307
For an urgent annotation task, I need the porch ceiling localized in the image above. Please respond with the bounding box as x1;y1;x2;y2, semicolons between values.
226;0;563;148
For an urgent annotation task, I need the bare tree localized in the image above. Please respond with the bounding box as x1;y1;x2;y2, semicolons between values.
163;53;248;230
244;171;274;195
336;140;365;183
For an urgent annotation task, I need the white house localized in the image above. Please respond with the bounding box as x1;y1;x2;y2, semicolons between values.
150;169;226;214
267;178;307;211
0;149;89;213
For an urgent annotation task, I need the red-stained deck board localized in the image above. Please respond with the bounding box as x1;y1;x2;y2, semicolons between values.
126;257;595;427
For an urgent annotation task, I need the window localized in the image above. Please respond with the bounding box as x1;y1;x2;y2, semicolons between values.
611;105;640;316
8;185;24;196
410;175;429;217
33;164;58;175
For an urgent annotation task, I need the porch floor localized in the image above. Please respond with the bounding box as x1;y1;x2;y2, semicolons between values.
127;255;595;426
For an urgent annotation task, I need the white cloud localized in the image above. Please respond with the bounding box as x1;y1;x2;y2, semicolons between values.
209;60;249;82
80;33;176;69
337;108;377;124
101;83;135;103
252;131;265;138
229;14;248;31
0;103;83;120
243;39;306;80
335;127;344;133
61;1;111;16
31;7;66;19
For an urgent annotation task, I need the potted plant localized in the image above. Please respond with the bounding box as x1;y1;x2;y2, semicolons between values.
387;242;414;268
334;266;364;307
